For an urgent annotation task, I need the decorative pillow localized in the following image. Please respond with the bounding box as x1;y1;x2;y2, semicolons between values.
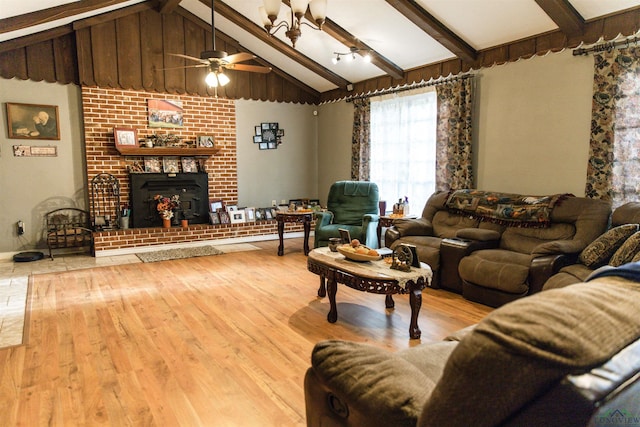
610;231;640;266
579;224;639;268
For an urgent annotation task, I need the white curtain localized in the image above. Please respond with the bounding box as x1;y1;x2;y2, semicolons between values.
369;89;437;214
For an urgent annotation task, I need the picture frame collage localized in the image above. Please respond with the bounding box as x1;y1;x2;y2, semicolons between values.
253;122;283;150
209;199;280;225
135;156;202;174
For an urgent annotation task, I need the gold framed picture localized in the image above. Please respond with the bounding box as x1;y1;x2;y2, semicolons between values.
6;102;60;140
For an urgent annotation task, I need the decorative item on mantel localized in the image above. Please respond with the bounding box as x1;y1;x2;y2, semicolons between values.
145;133;188;148
154;194;180;228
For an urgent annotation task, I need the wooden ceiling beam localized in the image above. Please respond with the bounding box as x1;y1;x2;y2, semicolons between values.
385;0;477;62
0;25;74;53
209;0;351;89
535;0;584;37
281;0;404;80
0;0;140;35
72;3;155;31
158;0;183;15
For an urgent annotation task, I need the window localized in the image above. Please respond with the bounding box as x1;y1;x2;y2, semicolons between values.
370;89;437;214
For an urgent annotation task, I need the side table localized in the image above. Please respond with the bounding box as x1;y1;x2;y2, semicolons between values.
377;215;417;247
276;211;313;256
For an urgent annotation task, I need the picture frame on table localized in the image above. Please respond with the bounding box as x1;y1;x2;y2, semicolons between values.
144;157;162;173
230;210;246;224
339;228;352;244
255;209;264;221
162;156;180;173
218;209;231;224
197;135;214;148
209;199;224;212
181;157;198;173
6;102;60;140
264;208;274;220
226;205;238;212
209;211;220;225
114;127;138;149
270;208;279;218
245;207;256;222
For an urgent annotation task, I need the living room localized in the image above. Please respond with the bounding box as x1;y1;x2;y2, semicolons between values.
1;1;640;425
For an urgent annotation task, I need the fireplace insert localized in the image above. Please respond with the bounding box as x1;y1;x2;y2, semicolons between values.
130;173;209;228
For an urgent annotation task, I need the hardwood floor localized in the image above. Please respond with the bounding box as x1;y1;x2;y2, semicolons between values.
0;239;492;426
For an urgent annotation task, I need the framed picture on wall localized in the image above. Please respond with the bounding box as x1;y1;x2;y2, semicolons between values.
6;102;60;140
114;127;138;149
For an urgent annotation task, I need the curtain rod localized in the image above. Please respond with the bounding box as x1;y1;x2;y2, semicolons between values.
573;35;639;56
345;73;474;102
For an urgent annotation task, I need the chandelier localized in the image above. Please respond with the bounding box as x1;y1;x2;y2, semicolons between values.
259;0;327;48
332;46;372;64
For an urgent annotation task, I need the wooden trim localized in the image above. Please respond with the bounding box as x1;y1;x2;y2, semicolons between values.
535;0;584;37
0;26;73;53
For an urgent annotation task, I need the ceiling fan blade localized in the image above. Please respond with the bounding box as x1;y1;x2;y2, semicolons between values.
168;53;208;64
225;63;272;74
224;52;256;64
159;64;208;70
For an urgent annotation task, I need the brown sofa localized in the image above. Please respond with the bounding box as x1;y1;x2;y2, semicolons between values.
304;265;640;427
542;202;640;290
386;190;611;307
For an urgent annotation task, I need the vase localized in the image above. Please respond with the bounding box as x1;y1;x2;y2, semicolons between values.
162;218;171;229
181;219;188;227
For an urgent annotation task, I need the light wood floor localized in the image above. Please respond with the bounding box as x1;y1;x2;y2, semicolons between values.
0;239;492;426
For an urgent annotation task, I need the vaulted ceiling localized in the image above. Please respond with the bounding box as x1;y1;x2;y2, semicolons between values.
1;0;639;103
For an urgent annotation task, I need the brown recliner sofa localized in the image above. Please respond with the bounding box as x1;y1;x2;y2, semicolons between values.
457;195;611;307
542;202;640;290
385;191;504;289
304;264;640;427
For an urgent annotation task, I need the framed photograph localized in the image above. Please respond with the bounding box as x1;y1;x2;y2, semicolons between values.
144;157;162;173
261;123;277;143
268;142;277;149
264;208;273;220
148;99;183;128
6;102;60;140
255;126;262;136
277;128;284;137
270;208;279;218
230;210;246;224
226;205;238;212
209;211;220;225
253;135;262;143
219;210;231;224
245;207;256;221
259;142;269;150
339;228;352;244
181;157;198;173
198;135;214;148
163;156;180;173
210;199;224;212
255;209;264;221
114;127;138;149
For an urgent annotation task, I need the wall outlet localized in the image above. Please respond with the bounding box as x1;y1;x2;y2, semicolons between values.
17;220;25;235
271;200;277;206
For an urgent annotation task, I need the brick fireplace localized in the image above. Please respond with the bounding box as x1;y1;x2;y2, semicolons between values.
81;87;304;254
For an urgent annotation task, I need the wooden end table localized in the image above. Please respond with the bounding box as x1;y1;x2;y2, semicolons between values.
307;247;432;339
377;215;417;247
276;211;313;256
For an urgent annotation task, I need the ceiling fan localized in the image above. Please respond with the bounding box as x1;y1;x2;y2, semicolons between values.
167;0;271;88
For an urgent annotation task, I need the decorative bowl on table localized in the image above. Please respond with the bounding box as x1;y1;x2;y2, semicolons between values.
337;245;381;262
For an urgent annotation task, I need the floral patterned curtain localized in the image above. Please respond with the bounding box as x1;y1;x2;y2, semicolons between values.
435;77;474;191
351;98;370;181
585;47;640;206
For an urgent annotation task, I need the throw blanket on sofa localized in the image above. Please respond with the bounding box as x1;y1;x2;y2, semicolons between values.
445;189;571;228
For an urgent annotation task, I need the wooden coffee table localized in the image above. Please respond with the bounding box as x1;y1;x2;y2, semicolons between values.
307;247;432;339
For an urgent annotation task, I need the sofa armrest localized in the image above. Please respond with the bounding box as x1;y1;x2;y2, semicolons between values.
314;211;334;228
455;228;501;242
528;253;578;294
392;217;433;237
385;227;401;247
531;239;586;256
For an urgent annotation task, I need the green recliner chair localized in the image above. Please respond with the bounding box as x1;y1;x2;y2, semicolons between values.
314;181;380;249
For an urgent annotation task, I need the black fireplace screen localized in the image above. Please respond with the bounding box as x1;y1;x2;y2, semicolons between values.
130;173;209;228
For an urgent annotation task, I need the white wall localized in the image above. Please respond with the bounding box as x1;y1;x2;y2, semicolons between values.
0;78;86;254
316;100;353;204
474;51;594;195
235;99;318;207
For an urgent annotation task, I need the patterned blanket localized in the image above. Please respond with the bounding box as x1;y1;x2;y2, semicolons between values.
445;189;571;227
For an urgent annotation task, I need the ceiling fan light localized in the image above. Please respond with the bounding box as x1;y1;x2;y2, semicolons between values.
309;0;327;25
332;56;339;64
363;53;372;63
205;71;219;87
217;72;230;86
263;0;281;19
